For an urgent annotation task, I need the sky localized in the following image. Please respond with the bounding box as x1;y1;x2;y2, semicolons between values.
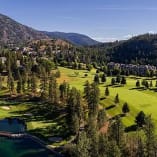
0;0;157;42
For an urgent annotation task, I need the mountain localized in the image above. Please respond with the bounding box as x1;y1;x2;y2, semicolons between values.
101;33;157;65
0;13;100;46
0;14;49;45
43;31;100;46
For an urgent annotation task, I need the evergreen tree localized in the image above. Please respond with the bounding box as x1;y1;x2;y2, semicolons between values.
40;69;48;100
145;81;149;89
155;80;157;87
116;75;121;84
87;83;100;118
142;79;146;86
94;74;100;84
66;88;82;135
109;117;124;147
7;71;15;95
86;117;99;157
114;93;120;104
150;80;153;88
84;81;90;100
31;73;37;96
49;74;58;103
135;111;146;127
111;78;116;85
97;109;106;129
73;131;90;157
59;81;68;101
107;140;121;157
98;134;108;157
122;102;130;115
101;73;107;83
136;80;140;88
144;116;157;157
121;76;126;85
16;76;22;94
105;86;110;97
136;135;145;157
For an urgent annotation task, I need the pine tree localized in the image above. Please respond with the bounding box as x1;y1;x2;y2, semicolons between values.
87;83;100;118
40;69;48;100
49;74;58;103
144;116;157;157
136;135;145;157
105;86;110;97
59;81;68;101
107;140;121;157
116;75;121;84
145;81;149;89
84;81;90;100
121;76;126;85
122;102;130;115
31;73;37;96
109;117;124;147
7;71;15;96
97;109;106;129
66;88;82;135
136;80;140;88
101;73;107;83
98;134;108;157
94;74;100;84
73;131;90;157
135;111;146;127
86;116;99;157
111;78;116;85
16;77;22;94
155;80;157;87
114;94;120;104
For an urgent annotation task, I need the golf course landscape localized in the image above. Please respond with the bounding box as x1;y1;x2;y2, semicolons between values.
56;67;157;127
1;66;157;135
1;1;157;155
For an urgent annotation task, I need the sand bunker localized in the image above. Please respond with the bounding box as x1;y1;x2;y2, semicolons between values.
1;106;10;110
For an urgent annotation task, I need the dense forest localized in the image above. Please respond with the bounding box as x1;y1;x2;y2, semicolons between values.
97;33;157;65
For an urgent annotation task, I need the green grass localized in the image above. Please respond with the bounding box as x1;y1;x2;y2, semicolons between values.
57;67;157;127
0;98;65;144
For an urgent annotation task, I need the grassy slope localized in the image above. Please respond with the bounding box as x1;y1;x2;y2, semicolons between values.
57;67;157;127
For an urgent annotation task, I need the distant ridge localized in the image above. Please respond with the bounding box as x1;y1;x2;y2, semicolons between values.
43;31;100;46
0;13;49;45
0;13;100;46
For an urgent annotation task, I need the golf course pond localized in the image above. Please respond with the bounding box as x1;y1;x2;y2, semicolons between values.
0;118;59;157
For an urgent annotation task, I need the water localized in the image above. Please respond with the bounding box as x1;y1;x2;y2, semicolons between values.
0;118;25;133
0;119;58;157
0;137;57;157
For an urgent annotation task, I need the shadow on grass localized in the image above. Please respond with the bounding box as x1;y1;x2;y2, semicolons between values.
105;104;116;110
109;113;125;121
125;124;138;132
100;97;106;100
129;87;146;91
112;84;124;88
149;88;157;92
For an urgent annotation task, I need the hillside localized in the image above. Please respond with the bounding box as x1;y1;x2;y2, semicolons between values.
104;34;157;65
27;38;72;53
43;31;100;46
0;14;49;45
